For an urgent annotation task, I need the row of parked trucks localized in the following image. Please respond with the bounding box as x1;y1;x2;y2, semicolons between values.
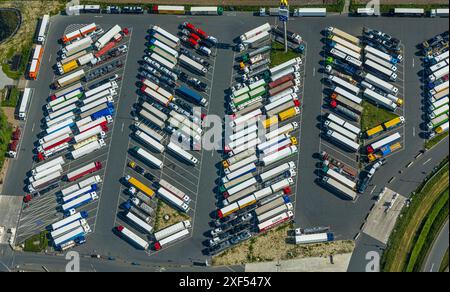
208;29;305;254
320;26;406;197
421;32;449;138
113;24;211;251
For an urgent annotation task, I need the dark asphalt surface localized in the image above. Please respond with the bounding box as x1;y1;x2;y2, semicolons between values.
423;220;449;272
0;12;448;271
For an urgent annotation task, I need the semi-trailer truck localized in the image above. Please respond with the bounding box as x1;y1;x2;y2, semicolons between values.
66;161;102;182
116;225;149;250
167;142;199;165
71;139;106;159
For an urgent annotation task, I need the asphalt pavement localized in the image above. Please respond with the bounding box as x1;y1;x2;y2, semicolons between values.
0;12;448;271
423;220;449;272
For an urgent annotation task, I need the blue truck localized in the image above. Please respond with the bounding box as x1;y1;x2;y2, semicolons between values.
91;103;115;120
176;86;208;107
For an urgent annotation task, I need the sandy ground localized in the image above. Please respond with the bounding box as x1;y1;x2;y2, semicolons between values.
245;253;353;272
154;200;190;231
212;222;355;266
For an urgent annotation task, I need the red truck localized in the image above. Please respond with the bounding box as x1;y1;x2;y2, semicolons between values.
12;128;21;140
269;80;295;96
95;41;116;58
269;74;294;89
66;161;102;182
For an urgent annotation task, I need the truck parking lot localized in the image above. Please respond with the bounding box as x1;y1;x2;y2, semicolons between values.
0;11;448;264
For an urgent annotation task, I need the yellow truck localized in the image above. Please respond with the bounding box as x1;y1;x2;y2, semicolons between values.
278;107;300;122
262;116;278;129
125;175;155;198
368;142;402;162
62;60;79;74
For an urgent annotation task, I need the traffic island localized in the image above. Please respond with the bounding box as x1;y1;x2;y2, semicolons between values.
212;222;354;266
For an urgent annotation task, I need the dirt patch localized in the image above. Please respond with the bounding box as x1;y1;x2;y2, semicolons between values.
1;107;18;128
212;222;355;266
153;200;190;231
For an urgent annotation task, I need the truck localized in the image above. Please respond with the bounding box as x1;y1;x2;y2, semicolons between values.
331;86;363;106
367;142;402;162
154;220;191;242
428;66;449;83
278;107;300;122
326;130;360;152
32;156;65;176
62;23;97;43
326;113;361;135
366;132;401;153
37;15;50;43
134;130;165;153
51;83;83;100
28;171;61;193
62;37;92;55
330;93;363;115
190;6;223;15
154;228;189;251
18;88;32;120
123;202;152;224
239;23;271;42
322;176;357;200
269;57;302;76
365;53;398;71
54;70;85;89
261;146;298;167
257;211;294;232
224;154;258;174
151;26;180;45
71;139;106;159
53;223;91;249
239;31;271;51
116;225;149;250
152;32;179;49
328;75;360;95
365;45;402;64
259;161;296;182
257;201;294;223
176;86;208;107
132;146;164;169
159;179;190;203
157;187;189;212
62;185;97;203
134;121;164;142
94;25;122;50
222;163;257;184
272;26;303;44
295;233;334;245
255;195;291;216
322;166;357;190
167;142;199;165
178;54;207;75
139;109;166;129
326;26;360;45
239;45;271;64
125;175;155;198
364;59;397;81
78;116;112;133
294;8;327;17
61;192;99;212
364;88;398;111
29;164;63;183
66;161;102;182
149;45;177;64
328;34;362;54
149;38;179;58
51;211;88;231
60;175;102;197
141;85;172;107
149;52;176;70
37;133;72;153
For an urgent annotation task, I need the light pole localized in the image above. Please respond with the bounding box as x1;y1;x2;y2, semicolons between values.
279;0;289;53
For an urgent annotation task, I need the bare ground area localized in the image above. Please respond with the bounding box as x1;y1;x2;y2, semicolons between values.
153;200;190;231
212;222;355;266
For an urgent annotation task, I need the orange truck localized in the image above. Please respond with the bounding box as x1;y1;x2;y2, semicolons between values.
28;45;43;80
